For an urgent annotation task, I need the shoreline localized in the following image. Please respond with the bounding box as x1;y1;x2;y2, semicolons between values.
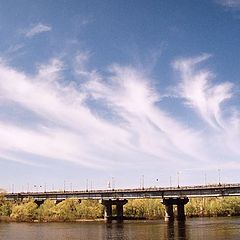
0;214;239;223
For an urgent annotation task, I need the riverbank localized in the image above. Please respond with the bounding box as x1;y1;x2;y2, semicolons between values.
1;197;240;222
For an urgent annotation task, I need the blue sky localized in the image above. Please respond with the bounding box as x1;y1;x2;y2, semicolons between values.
0;0;240;192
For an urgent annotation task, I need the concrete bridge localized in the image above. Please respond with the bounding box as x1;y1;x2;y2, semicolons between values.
4;183;240;222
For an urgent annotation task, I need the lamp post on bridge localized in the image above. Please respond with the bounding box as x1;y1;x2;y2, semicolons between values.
155;178;159;188
112;177;115;190
218;169;221;185
34;185;38;192
177;171;180;188
86;179;89;191
140;175;144;189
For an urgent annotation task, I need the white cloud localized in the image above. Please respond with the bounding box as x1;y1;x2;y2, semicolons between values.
0;53;239;174
173;54;233;129
172;54;240;163
24;23;52;38
217;0;240;9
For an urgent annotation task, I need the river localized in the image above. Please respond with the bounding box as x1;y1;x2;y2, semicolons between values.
0;217;240;239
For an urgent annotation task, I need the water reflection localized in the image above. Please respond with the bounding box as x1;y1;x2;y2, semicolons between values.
1;217;240;240
166;221;186;240
167;221;175;239
106;222;125;240
177;221;186;239
105;220;187;240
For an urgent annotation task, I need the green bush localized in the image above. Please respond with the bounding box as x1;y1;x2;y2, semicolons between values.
1;196;240;221
76;200;103;219
124;199;165;219
10;200;38;221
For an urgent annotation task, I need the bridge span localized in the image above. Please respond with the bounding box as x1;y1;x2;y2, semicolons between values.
4;183;240;222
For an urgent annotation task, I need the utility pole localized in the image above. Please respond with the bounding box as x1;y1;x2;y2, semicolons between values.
86;179;89;191
112;177;115;190
218;169;221;185
177;171;180;188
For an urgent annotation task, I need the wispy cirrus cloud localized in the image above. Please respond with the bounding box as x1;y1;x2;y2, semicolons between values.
173;54;234;129
0;53;239;174
216;0;240;9
24;23;52;38
172;54;240;163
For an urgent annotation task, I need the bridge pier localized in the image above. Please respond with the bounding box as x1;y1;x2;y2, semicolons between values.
55;199;64;204
161;197;189;221
100;199;128;222
164;203;174;221
177;198;189;221
102;199;113;222
34;199;45;207
116;200;127;221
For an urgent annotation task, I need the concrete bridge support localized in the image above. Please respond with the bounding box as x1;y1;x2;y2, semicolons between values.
164;203;174;221
177;198;189;221
100;199;128;222
161;197;189;221
102;199;113;222
116;200;127;221
55;199;63;204
34;199;45;207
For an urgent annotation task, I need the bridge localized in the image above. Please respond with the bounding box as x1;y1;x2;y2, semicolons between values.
4;183;240;222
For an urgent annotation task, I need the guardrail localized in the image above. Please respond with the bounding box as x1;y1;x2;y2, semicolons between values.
4;183;240;200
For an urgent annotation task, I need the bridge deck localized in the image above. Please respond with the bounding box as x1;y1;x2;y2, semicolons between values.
4;183;240;201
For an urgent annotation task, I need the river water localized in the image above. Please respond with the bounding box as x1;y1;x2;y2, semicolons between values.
0;217;240;240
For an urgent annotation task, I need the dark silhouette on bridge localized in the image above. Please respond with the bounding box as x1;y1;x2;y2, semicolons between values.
4;183;240;222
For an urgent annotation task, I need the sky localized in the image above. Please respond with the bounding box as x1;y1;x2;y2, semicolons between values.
0;0;240;192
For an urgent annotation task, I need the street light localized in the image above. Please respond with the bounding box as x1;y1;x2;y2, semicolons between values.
34;185;38;192
155;178;159;188
63;180;66;192
86;179;89;191
177;171;180;188
218;169;221;185
112;177;115;190
89;180;92;191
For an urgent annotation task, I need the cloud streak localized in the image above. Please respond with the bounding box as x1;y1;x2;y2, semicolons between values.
173;54;233;129
217;0;240;9
0;54;239;173
24;23;52;38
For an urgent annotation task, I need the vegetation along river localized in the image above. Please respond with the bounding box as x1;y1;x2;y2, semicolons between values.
0;217;240;240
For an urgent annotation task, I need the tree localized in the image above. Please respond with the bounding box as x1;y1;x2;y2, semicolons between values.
11;200;38;221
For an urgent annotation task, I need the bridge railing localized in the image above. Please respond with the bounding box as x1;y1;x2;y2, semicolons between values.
4;183;240;196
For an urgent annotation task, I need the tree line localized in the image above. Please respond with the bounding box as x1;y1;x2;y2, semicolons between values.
1;195;240;222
